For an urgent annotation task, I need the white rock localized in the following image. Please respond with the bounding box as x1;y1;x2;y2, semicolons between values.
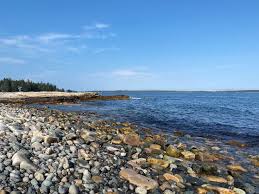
69;184;79;194
233;188;246;194
34;172;44;181
135;187;147;194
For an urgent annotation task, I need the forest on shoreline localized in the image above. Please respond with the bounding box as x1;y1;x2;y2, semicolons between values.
0;78;65;92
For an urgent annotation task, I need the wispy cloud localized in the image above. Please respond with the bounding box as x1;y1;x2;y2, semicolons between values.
0;22;116;54
36;33;79;44
0;57;26;65
92;68;154;79
93;46;120;54
112;69;153;78
83;22;110;30
95;23;110;29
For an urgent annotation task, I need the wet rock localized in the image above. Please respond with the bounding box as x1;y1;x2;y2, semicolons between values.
150;144;161;150
202;175;228;184
198;184;236;194
80;130;92;142
160;182;172;191
195;152;219;162
119;168;158;190
111;137;122;145
166;145;181;158
249;156;259;167
243;183;255;194
163;173;183;183
123;133;142;146
233;188;246;194
181;151;195;160
147;158;170;168
128;158;147;169
174;131;185;137
227;140;246;148
227;164;247;173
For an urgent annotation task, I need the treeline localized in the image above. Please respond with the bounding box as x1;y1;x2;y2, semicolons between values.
0;78;65;92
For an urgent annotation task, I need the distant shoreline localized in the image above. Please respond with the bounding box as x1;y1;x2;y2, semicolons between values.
95;90;259;92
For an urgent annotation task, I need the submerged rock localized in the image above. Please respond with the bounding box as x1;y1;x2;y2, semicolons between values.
147;158;170;168
198;184;236;194
181;151;195;160
227;164;247;173
123;133;142;146
166;145;181;158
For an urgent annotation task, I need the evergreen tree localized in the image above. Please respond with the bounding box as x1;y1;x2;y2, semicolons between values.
0;78;65;92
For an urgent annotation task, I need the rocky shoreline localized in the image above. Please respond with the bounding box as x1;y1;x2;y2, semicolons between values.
0;92;129;104
0;103;258;194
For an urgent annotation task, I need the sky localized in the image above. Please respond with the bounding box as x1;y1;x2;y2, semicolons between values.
0;0;259;91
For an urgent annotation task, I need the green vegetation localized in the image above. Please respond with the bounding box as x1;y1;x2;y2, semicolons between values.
0;78;64;92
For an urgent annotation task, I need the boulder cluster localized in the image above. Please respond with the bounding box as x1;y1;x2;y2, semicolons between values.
0;104;258;194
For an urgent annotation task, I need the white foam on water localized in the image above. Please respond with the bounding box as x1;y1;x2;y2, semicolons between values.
130;97;141;100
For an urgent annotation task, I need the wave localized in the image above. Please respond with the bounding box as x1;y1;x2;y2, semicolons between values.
130;97;142;100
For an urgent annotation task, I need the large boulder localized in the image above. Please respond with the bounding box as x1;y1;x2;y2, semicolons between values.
12;150;38;171
119;168;158;190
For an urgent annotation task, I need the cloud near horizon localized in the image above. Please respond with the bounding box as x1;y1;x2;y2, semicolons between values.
92;68;154;80
0;57;26;65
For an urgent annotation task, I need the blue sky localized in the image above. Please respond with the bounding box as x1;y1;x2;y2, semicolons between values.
0;0;259;90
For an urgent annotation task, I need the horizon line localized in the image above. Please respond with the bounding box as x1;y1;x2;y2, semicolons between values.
86;89;259;92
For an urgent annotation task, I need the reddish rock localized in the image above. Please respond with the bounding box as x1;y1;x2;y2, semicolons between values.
163;173;183;183
202;175;228;184
196;152;219;162
123;133;142;146
227;140;246;148
198;184;236;194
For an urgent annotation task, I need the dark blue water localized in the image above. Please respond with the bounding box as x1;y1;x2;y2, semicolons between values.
48;91;259;146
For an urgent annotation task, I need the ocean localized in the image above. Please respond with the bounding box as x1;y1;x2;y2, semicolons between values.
46;91;259;147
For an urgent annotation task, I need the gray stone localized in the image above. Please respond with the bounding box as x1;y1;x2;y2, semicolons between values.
12;150;37;171
82;169;91;183
58;185;68;194
69;185;79;194
31;142;43;151
135;187;147;194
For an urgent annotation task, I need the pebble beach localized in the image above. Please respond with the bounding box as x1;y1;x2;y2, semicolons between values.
0;103;258;194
